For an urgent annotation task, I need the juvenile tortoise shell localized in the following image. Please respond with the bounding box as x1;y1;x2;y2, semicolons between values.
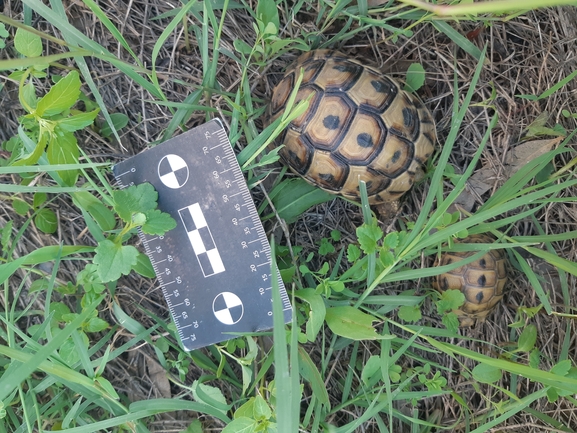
433;234;508;327
268;50;436;204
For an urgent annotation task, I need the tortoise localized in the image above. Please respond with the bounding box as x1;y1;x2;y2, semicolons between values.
433;234;508;327
267;49;436;206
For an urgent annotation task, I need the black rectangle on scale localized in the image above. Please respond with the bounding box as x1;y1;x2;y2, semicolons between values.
112;119;292;351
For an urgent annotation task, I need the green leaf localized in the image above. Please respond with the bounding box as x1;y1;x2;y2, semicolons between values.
325;306;387;340
93;240;139;283
361;355;381;386
132;253;156;279
436;289;465;313
49;302;71;322
57;109;100;132
36;71;81;117
113;183;158;223
85;317;109;332
141;209;177;235
29;278;49;293
12;132;48;166
404;63;426;93
472;363;502;384
46;131;80;186
441;312;460;334
95;376;120;400
14;28;43;57
21;81;38;112
550;359;572;376
297;347;330;407
294;288;326;342
253;395;272;420
99;113;129;138
318;238;335;255
1;220;13;253
516;324;537;352
397;305;422;323
347;244;361;262
222;417;255;433
33;192;47;208
72;191;116;232
256;0;280;33
12;198;31;215
268;178;334;223
356;223;383;254
34;208;58;234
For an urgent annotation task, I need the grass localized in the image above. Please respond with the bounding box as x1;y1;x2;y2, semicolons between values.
1;0;577;431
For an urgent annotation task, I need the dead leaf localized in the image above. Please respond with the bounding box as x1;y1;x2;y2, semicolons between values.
503;137;564;171
450;137;563;214
147;357;172;399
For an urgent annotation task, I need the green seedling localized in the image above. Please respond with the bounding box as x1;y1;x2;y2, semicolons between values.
3;29;99;186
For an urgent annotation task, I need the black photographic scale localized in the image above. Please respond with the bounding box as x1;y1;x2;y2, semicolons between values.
113;119;292;351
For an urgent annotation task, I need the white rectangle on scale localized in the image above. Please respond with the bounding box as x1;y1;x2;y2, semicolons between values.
179;203;225;277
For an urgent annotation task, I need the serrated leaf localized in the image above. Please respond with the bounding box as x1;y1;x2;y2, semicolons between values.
437;289;465;312
550;359;572;376
85;317;109;332
35;208;58;234
141;209;177;235
404;63;426;93
441;312;460;334
325;306;386;340
14;28;43;58
398;305;422;323
113;183;158;223
93;240;139;283
516;324;537;352
356;223;383;254
57;109;99;132
472;363;502;384
36;71;81;117
347;244;361;262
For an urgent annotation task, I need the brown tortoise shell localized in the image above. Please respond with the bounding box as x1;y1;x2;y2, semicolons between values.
268;50;436;204
433;234;508;327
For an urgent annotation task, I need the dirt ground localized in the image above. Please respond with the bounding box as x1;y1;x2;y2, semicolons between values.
1;1;577;431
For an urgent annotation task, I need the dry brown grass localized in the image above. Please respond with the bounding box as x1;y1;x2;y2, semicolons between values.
1;0;577;431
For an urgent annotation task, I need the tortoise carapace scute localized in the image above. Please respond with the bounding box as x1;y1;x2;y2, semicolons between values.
433;234;509;327
267;50;436;204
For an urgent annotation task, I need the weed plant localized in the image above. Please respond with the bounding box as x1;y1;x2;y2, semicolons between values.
1;0;577;432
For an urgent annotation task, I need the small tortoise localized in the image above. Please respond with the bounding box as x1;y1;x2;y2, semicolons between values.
433;234;508;327
267;49;436;205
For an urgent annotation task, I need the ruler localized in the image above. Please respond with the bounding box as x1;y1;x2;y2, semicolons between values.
113;119;292;351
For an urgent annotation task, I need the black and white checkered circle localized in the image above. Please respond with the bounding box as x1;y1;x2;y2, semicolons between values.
212;292;244;325
157;154;189;189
